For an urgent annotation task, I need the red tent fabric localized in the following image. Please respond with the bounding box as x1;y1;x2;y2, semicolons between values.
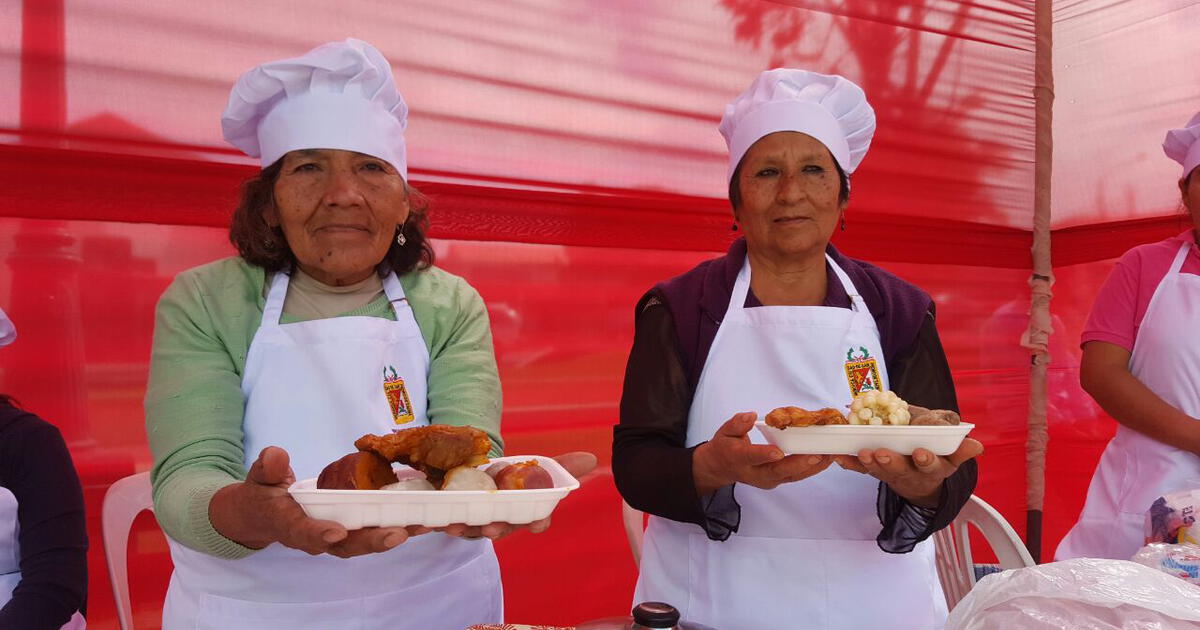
1;1;1198;626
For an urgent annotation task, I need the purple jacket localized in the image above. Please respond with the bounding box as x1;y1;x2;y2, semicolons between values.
655;238;934;391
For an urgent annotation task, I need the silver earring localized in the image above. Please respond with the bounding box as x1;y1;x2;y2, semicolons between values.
396;230;407;246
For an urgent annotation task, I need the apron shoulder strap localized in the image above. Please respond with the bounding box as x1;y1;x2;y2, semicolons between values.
825;254;870;315
260;270;291;328
1168;239;1192;276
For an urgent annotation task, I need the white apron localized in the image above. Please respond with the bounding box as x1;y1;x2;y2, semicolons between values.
635;257;946;630
1057;240;1200;561
162;270;502;630
0;487;86;628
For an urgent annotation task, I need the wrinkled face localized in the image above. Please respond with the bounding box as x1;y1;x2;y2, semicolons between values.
734;131;845;261
269;149;409;284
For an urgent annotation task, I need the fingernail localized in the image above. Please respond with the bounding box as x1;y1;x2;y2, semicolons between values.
876;454;890;464
917;454;931;466
770;449;784;461
383;532;403;548
322;530;341;543
806;456;820;466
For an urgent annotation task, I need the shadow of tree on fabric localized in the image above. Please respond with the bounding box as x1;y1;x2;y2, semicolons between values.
719;1;1022;227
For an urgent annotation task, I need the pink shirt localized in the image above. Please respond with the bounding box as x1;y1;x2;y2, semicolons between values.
1083;230;1200;352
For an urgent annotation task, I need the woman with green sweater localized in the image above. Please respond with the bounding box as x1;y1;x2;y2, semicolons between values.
146;39;592;630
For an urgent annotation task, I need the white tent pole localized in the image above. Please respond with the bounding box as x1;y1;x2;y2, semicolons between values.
1025;0;1055;563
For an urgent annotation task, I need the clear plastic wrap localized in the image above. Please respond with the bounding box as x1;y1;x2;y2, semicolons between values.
944;558;1200;630
1133;544;1200;586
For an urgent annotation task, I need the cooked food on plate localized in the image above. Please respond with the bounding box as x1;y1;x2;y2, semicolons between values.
355;424;491;485
317;425;557;491
765;406;847;428
765;390;962;429
317;451;400;490
906;405;962;426
848;390;911;425
492;460;554;490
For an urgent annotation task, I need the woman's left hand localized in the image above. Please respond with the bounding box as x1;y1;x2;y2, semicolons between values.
440;451;598;540
833;438;983;507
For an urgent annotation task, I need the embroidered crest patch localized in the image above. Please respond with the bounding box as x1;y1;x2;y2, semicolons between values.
844;346;882;396
383;365;415;425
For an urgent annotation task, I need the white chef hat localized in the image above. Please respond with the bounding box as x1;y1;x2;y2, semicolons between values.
719;69;875;182
0;306;15;348
1164;111;1200;180
221;38;409;179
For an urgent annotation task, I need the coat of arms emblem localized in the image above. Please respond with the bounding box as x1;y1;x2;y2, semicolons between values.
383;365;415;425
844;346;881;396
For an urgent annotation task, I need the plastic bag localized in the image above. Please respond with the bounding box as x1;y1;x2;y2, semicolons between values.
943;558;1200;630
1132;543;1200;586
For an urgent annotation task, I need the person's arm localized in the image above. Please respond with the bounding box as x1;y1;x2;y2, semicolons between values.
873;312;978;553
150;270;415;558
613;295;720;531
412;273;503;456
0;413;87;630
1081;340;1200;454
145;272;260;558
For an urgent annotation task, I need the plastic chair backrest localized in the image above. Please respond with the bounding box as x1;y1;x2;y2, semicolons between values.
621;499;644;568
101;471;154;630
934;494;1035;611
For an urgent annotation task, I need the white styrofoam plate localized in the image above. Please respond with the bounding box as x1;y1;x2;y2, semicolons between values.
288;455;579;529
755;422;975;456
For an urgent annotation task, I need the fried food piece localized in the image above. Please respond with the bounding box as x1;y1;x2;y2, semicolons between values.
355;425;491;486
317;451;399;490
765;406;847;429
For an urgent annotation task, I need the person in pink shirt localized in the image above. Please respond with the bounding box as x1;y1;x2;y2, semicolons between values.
1057;112;1200;561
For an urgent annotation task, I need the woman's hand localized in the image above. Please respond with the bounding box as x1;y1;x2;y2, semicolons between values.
833;438;983;507
693;412;833;496
209;446;427;558
440;451;599;541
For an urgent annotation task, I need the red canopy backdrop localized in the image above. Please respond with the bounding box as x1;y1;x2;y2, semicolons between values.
1;1;1198;627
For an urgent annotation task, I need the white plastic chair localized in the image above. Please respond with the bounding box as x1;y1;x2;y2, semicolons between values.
621;493;1033;611
933;494;1035;611
101;471;154;630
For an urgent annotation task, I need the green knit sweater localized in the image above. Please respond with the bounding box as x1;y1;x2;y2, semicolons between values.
145;257;503;559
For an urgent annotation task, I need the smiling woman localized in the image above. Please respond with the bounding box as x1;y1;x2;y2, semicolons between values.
144;39;520;630
613;68;981;630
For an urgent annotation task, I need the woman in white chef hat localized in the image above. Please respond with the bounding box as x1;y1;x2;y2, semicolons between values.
1057;112;1200;561
0;308;88;629
145;39;594;630
614;69;982;630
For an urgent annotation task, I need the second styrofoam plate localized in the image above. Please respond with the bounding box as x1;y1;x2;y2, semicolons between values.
755;422;975;456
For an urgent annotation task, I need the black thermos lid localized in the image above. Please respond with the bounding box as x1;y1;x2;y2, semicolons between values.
632;602;681;628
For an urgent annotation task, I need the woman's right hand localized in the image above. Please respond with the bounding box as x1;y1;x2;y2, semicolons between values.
692;412;832;496
209;446;426;558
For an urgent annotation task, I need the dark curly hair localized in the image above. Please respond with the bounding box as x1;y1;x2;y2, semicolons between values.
229;158;434;275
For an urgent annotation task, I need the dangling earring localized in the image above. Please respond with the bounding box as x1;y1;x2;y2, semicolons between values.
396;226;407;246
840;214;847;231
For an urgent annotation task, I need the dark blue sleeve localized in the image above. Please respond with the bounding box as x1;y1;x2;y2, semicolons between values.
0;406;88;629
